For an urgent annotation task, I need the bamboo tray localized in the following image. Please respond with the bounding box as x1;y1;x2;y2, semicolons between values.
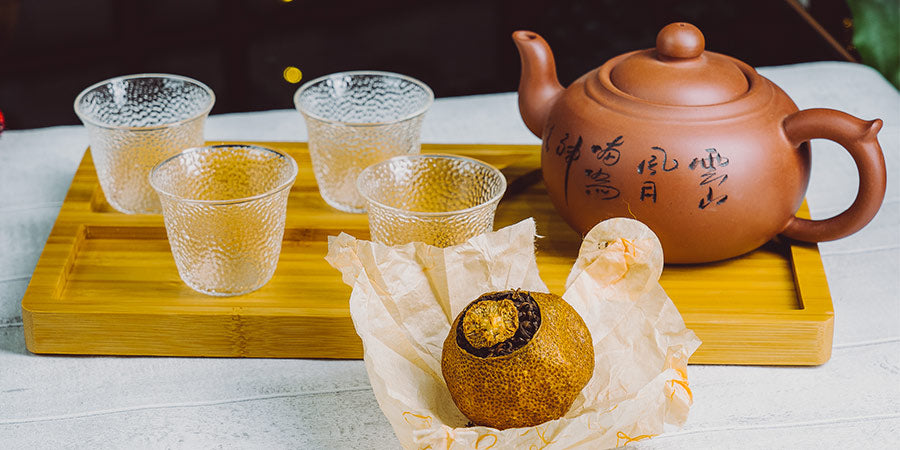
22;142;833;365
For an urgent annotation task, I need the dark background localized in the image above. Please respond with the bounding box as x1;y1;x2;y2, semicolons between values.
0;0;858;130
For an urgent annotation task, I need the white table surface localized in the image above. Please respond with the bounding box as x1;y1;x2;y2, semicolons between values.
1;62;898;449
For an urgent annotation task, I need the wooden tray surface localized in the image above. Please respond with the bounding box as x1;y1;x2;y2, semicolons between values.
22;142;833;365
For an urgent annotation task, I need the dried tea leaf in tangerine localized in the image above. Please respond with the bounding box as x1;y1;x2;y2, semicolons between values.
441;290;594;430
462;298;519;349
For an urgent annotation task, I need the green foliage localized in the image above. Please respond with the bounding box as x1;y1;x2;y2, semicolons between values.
847;0;900;88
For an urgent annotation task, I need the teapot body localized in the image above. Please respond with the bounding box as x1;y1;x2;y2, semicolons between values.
515;25;886;264
540;60;810;263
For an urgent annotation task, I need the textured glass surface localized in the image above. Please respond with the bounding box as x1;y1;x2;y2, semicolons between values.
357;154;506;247
149;145;297;296
75;74;214;214
294;71;433;213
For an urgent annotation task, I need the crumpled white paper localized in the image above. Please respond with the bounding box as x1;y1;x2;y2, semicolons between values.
325;217;701;449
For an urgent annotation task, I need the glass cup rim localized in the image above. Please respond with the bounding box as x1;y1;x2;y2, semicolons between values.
356;153;507;218
149;144;298;206
74;73;216;131
293;70;434;127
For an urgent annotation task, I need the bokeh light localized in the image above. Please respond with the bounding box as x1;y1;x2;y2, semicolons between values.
283;66;303;84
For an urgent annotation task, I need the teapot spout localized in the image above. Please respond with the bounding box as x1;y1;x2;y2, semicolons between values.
513;31;564;138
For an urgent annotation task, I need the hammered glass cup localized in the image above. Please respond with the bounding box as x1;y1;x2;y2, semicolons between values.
357;154;507;247
149;145;298;296
293;71;433;213
75;74;215;214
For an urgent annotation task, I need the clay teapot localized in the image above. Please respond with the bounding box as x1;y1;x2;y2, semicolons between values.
513;22;887;263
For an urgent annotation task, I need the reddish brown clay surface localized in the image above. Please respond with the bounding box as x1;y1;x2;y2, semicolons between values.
513;22;887;263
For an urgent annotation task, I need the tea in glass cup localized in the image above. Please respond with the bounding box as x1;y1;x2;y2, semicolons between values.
75;73;214;214
294;71;433;213
357;154;507;247
149;144;298;296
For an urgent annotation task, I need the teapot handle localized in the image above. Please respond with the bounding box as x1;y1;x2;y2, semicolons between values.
780;108;886;242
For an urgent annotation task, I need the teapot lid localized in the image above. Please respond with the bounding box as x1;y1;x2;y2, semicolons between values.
608;23;749;106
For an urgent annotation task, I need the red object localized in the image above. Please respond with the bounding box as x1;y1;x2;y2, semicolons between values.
0;108;5;133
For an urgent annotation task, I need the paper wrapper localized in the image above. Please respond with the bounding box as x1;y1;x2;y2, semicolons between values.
325;218;701;449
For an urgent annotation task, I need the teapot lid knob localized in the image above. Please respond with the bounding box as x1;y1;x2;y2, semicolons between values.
656;22;705;59
606;22;749;106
